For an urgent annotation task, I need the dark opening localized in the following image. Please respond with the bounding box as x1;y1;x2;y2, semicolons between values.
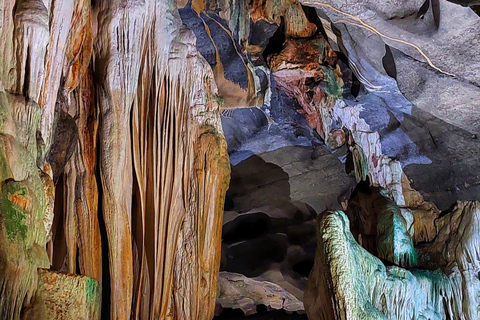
292;259;315;278
262;19;286;62
214;307;308;320
222;213;272;243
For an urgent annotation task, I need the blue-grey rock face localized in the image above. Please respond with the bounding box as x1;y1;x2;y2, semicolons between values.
179;1;480;319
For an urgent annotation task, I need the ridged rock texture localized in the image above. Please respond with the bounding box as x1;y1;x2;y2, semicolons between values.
1;0;480;319
305;205;480;320
0;0;229;319
177;0;480;319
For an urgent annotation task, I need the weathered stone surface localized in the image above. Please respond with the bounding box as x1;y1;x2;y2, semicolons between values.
216;272;304;316
1;1;230;319
305;210;456;320
348;186;417;268
269;35;343;139
23;269;101;320
417;201;480;319
250;0;317;38
400;107;480;211
0;92;49;320
179;4;261;109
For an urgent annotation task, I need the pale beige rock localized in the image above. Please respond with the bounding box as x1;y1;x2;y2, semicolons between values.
401;174;440;244
327;100;406;205
130;10;230;317
216;272;304;316
417;201;480;319
93;0;153;316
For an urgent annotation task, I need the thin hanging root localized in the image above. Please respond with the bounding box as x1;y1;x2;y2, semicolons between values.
302;1;455;77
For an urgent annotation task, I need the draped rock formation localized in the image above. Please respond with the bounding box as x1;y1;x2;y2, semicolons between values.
305;210;453;320
306;204;480;320
0;0;479;319
0;0;229;319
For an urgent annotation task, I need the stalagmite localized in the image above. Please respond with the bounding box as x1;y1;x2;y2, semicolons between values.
305;210;455;320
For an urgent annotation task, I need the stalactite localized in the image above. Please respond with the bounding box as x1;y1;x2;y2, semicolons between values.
130;5;230;317
326;101;406;205
0;1;53;316
347;187;417;268
93;0;153;317
1;0;104;318
58;64;101;281
72;65;102;281
38;0;76;151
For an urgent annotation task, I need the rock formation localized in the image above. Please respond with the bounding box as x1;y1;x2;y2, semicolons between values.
216;271;303;316
0;0;229;319
305;210;453;320
306;203;480;320
0;0;479;319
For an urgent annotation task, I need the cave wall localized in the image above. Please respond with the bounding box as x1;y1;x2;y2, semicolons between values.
0;0;229;319
177;0;480;319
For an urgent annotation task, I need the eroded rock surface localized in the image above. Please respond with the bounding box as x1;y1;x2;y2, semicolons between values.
216;272;304;316
23;270;101;320
305;210;459;320
0;0;229;319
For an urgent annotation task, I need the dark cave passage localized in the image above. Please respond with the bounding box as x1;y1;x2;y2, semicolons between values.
215;307;308;320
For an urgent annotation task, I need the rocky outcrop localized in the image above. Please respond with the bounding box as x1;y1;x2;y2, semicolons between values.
0;70;51;320
23;270;101;320
306;202;480;319
305;210;452;320
0;0;229;319
216;272;304;316
348;186;417;268
269;35;343;139
417;201;480;319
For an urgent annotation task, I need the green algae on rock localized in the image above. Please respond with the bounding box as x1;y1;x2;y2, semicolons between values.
305;210;458;320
